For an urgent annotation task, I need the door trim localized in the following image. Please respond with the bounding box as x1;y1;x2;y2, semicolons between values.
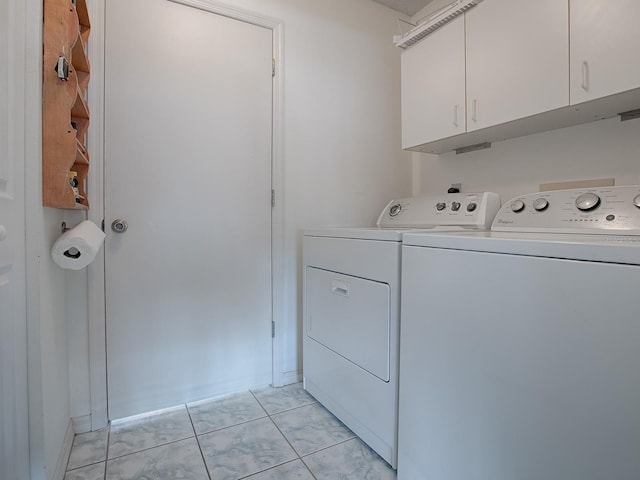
86;0;285;429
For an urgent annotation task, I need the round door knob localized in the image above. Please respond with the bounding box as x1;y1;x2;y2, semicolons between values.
575;192;600;211
111;219;128;233
510;200;525;213
533;198;549;212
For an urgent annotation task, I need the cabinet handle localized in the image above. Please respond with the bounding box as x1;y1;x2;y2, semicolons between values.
453;105;459;127
471;99;478;123
581;61;590;91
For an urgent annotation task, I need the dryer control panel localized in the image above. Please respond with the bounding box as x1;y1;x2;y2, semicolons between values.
493;185;640;234
377;192;501;230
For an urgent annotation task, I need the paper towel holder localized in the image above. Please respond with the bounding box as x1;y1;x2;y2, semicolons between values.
61;222;70;233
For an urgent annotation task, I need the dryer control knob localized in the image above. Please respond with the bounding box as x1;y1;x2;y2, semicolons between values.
634;194;640;209
533;198;549;212
575;192;600;211
510;200;525;213
451;201;461;212
389;204;402;217
436;202;446;211
466;202;477;212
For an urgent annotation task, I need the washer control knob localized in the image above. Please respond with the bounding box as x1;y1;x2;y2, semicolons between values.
451;201;461;212
389;204;402;217
575;192;600;211
436;202;446;211
510;200;525;213
466;202;477;212
634;194;640;209
533;198;549;212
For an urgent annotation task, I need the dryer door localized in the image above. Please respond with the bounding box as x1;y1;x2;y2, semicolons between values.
306;267;390;381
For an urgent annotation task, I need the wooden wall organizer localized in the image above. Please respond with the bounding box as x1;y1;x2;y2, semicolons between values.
43;0;91;209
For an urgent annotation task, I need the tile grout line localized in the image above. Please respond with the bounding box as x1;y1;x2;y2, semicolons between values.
249;390;310;476
185;403;213;480
103;425;111;480
249;389;320;480
85;385;354;480
105;435;196;462
64;427;111;476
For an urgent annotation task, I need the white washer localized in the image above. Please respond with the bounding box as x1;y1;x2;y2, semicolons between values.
303;192;500;468
398;186;640;480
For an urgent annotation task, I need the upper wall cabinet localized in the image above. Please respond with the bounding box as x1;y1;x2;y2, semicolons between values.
570;0;640;105
401;15;466;149
401;0;640;154
465;0;568;131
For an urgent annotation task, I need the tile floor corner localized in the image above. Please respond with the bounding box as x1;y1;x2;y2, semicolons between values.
64;383;396;480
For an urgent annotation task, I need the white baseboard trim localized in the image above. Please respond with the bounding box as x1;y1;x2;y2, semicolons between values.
110;404;185;427
53;419;75;480
280;370;302;386
71;415;92;434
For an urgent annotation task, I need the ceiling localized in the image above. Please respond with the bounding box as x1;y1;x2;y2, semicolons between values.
370;0;435;17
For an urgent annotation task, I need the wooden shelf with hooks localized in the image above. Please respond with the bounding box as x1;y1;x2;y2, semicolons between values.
43;0;91;209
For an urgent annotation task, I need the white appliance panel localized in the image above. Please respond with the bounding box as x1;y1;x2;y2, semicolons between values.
303;191;500;469
399;245;640;480
303;235;400;467
304;347;396;464
377;191;500;229
306;267;390;381
303;236;401;283
402;230;640;264
492;185;640;234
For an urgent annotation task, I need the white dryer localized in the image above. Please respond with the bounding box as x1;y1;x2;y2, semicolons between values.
303;192;500;468
398;186;640;480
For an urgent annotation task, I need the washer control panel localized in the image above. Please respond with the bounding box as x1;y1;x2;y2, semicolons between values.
377;192;501;230
493;185;640;234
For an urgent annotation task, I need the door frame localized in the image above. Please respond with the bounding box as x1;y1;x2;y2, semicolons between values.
86;0;285;429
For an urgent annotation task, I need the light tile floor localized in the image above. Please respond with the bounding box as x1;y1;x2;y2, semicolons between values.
64;383;396;480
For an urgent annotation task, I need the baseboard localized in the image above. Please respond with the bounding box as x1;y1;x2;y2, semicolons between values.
110;404;185;427
71;415;92;434
53;419;74;480
280;370;302;386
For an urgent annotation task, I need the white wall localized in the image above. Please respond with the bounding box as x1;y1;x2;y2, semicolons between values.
411;0;454;24
68;0;412;422
234;0;414;377
416;116;640;201
25;0;78;477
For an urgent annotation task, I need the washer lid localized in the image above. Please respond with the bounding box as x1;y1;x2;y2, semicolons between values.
402;231;640;265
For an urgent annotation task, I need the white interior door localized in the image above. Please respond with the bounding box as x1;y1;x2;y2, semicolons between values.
104;0;273;419
0;0;29;477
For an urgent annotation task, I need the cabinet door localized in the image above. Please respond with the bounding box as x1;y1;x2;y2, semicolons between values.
571;0;640;104
466;0;569;131
401;15;465;149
